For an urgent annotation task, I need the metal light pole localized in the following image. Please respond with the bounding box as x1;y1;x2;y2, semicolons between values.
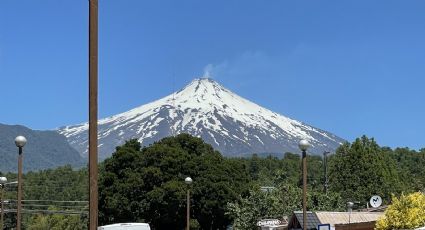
15;136;27;230
347;202;354;230
299;139;310;230
185;177;193;230
89;0;99;230
0;176;7;230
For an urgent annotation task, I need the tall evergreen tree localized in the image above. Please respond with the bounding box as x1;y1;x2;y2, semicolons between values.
329;136;403;204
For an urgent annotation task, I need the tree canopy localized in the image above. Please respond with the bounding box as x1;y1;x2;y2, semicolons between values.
1;134;423;229
98;134;250;230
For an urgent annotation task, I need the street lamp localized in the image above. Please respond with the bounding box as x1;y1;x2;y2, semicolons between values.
0;176;7;230
347;202;354;230
15;135;26;230
185;177;193;230
299;139;310;230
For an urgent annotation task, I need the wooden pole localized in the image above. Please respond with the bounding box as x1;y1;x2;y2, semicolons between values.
89;0;98;229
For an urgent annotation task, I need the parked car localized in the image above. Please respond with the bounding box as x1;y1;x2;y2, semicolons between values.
98;223;151;230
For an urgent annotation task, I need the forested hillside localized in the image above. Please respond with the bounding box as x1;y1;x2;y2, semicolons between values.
0;123;85;172
1;134;423;229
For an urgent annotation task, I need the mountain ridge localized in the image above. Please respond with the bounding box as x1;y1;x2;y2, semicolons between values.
0;123;85;172
58;78;345;159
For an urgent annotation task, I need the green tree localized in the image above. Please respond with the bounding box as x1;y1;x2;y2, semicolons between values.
329;136;403;203
227;184;344;230
274;152;300;186
2;166;88;229
99;134;250;230
98;139;145;225
22;165;88;201
248;154;261;181
389;147;425;191
27;213;86;230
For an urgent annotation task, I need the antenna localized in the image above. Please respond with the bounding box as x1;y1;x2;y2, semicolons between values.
370;195;382;208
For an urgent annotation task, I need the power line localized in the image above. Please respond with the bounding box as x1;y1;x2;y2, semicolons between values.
2;209;88;215
8;199;88;203
22;204;88;209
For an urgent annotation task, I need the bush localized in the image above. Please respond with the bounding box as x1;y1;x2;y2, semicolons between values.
375;192;425;230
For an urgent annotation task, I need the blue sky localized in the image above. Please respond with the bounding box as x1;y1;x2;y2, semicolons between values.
1;1;424;150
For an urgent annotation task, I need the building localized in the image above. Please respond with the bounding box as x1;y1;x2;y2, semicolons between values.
287;211;383;230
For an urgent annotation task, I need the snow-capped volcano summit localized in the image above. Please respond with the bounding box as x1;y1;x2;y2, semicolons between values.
58;78;344;159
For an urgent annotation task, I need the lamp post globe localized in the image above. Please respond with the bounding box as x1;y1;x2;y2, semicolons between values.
185;177;193;185
347;202;354;211
15;136;27;148
0;177;6;185
298;139;310;152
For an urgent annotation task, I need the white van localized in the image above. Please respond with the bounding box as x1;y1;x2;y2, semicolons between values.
98;223;151;230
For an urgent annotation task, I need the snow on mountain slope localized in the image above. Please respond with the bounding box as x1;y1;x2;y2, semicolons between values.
58;78;345;159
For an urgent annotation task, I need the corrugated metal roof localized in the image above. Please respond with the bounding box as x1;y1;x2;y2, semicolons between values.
293;211;321;230
315;212;383;225
290;211;383;229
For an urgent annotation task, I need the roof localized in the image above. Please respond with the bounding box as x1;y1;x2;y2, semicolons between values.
293;211;321;230
358;205;388;212
290;211;383;229
315;212;383;225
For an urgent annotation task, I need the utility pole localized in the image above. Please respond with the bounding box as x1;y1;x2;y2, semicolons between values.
323;151;330;195
88;0;99;229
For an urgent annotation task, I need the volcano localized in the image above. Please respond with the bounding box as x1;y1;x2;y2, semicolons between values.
58;78;344;159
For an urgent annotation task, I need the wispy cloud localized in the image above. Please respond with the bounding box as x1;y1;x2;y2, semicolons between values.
202;64;213;78
201;51;285;86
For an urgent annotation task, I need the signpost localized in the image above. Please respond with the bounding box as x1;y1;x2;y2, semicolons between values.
257;219;282;226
